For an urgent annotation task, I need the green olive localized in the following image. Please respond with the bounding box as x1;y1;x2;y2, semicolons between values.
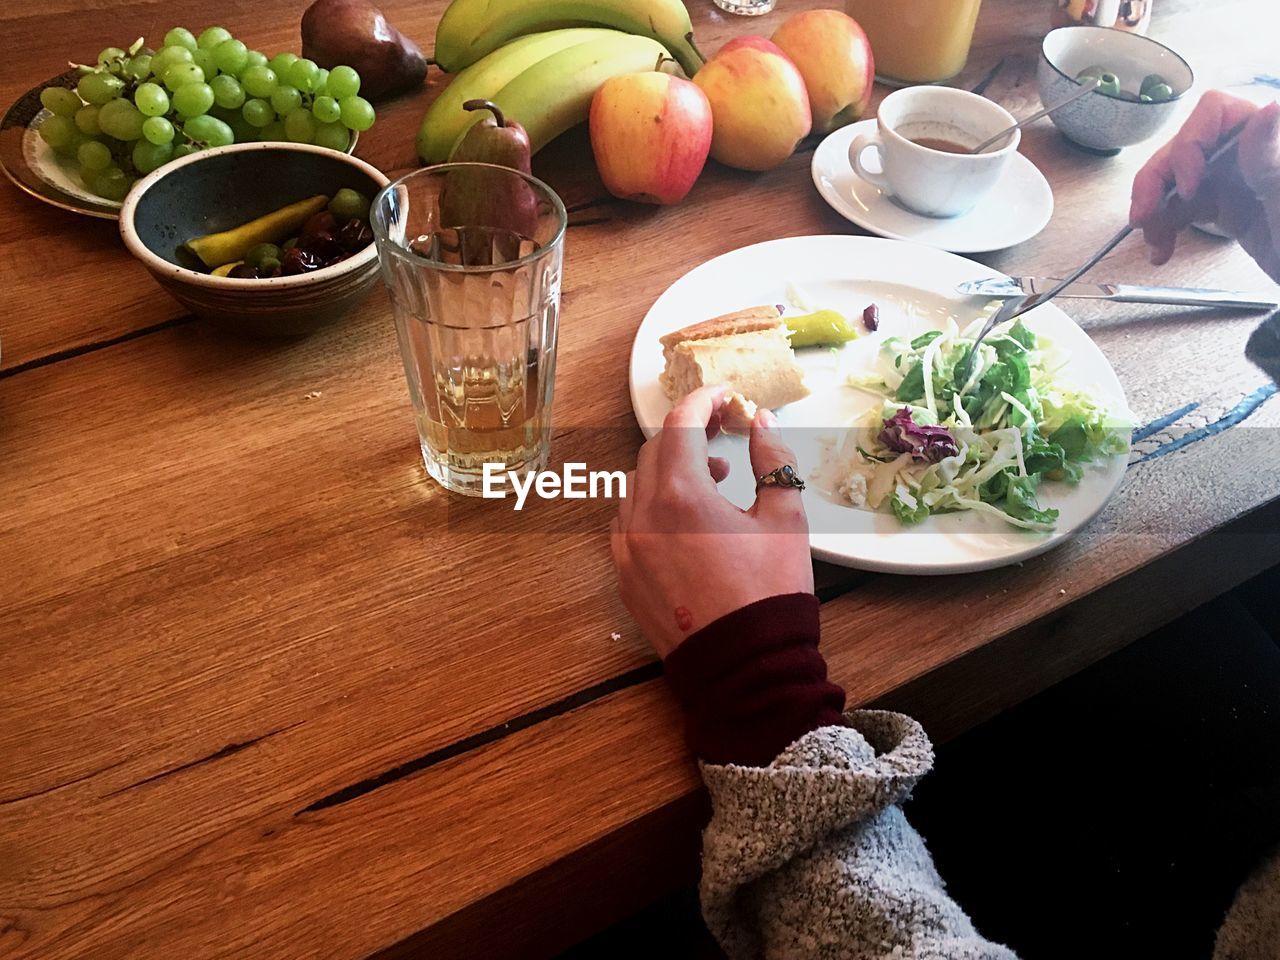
244;242;282;268
328;187;371;223
1140;73;1168;96
1076;66;1121;98
786;309;858;349
1143;82;1174;102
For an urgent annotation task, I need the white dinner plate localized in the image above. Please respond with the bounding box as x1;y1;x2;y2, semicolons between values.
811;119;1054;253
628;235;1129;575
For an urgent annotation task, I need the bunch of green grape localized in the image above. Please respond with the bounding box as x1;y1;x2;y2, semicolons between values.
37;26;376;202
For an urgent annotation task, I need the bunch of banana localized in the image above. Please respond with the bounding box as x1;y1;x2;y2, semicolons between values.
432;0;704;77
417;29;670;164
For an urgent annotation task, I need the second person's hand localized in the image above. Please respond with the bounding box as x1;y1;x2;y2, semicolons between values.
1130;90;1280;281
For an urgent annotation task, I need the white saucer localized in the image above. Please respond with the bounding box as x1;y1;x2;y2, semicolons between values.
811;119;1054;253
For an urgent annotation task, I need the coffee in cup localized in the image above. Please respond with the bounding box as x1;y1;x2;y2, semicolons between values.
848;86;1020;218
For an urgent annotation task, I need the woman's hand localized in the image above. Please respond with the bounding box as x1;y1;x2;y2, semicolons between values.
610;386;814;658
1130;91;1280;282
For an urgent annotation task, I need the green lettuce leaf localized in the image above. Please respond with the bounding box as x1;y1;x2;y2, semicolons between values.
1004;475;1059;525
890;489;930;524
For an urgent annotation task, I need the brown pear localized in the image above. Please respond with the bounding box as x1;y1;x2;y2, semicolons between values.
301;0;427;101
438;101;541;266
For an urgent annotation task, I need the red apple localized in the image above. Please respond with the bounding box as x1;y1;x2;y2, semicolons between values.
772;10;875;135
692;36;812;172
589;71;713;205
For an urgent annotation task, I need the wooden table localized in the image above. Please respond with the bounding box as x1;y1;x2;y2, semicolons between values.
2;0;1278;957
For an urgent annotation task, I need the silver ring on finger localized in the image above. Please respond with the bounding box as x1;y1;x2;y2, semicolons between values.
756;464;805;491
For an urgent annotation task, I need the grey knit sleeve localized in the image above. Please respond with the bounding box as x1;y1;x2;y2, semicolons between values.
698;709;1018;960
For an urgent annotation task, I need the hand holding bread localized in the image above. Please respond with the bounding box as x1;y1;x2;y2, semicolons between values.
610;386;813;658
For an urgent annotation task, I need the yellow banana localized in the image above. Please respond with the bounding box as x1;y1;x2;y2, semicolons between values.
417;28;622;164
433;0;704;77
447;33;669;158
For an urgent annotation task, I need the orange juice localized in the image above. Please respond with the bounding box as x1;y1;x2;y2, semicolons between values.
845;0;983;84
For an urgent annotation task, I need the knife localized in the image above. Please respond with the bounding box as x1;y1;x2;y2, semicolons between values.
957;277;1278;310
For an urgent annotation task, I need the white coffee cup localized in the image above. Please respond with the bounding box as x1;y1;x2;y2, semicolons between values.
848;86;1021;218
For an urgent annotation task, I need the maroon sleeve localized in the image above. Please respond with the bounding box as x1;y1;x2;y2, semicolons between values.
662;592;847;767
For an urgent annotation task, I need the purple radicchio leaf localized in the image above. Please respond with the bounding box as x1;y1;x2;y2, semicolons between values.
878;407;960;463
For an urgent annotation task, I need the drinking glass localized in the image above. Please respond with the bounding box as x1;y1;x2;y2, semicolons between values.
371;164;567;496
845;0;983;84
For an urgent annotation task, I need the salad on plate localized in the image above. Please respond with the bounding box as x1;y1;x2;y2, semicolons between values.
828;311;1130;531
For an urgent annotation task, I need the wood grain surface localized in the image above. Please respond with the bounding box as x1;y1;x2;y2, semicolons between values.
2;0;1278;958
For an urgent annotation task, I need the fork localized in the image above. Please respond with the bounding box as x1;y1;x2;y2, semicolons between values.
955;124;1248;385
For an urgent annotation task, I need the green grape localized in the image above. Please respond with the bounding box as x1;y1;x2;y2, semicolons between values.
183;114;233;146
142;115;175;145
325;65;360;99
152;44;194;75
80;165;104;194
77;138;113;171
270;85;301;115
311;95;340;124
54;129;88;157
134;82;169;117
98;46;126;64
40;86;83;117
268;52;298;75
173;143;197;159
241;65;277;98
284;106;316;143
242;98;274;127
210;74;245;109
38;113;76;148
126;54;153;80
173;82;215;118
193;47;217;77
93;165;131;201
213;38;248;75
286;58;319;92
99;98;145;140
197;26;233;50
77;72;125;105
207;120;235;147
313;120;349;151
75;104;101;136
163;63;205;90
164;27;197;51
244;50;268;70
223;109;256;143
181;114;216;141
260;119;287;141
132;138;174;173
338;96;375;132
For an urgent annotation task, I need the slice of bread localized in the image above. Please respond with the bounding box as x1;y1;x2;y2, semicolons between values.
659;305;809;432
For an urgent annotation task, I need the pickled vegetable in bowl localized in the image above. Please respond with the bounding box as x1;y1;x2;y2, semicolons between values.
1075;66;1173;102
184;187;374;279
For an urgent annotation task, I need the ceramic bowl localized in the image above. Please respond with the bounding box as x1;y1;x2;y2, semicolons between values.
119;142;389;337
1038;26;1193;152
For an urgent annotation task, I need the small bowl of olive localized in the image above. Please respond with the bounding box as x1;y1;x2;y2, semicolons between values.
1038;26;1193;153
119;141;389;337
